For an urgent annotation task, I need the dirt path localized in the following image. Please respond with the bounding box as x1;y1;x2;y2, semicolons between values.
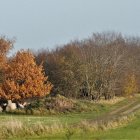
109;98;139;116
90;97;140;124
109;99;137;115
122;104;140;115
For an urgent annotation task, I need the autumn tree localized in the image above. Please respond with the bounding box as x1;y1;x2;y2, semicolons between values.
1;50;53;101
124;73;138;96
0;37;13;99
0;37;13;83
39;44;83;98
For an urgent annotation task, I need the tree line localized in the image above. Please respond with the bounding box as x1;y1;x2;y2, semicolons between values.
0;32;140;101
35;32;140;100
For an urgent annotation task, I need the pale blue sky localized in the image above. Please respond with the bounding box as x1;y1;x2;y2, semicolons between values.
0;0;140;53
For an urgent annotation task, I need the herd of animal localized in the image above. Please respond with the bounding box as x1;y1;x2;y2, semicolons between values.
0;100;29;112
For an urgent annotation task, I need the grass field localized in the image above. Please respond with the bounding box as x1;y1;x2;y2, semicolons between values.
1;96;140;140
40;112;140;140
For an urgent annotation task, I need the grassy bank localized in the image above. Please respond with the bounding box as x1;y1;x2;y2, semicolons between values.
27;111;140;140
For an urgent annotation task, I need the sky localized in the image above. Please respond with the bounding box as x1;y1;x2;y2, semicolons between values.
0;0;140;54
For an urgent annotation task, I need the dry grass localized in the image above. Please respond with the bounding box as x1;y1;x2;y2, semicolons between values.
45;94;75;112
95;97;125;105
0;119;65;139
78;113;135;132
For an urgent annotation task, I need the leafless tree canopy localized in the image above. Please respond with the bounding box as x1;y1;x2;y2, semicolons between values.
35;32;140;100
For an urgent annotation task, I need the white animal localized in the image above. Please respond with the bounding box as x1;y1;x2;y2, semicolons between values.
6;100;17;111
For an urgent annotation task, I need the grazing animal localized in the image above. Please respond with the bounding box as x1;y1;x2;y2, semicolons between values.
17;103;24;109
2;103;7;112
6;100;17;111
0;100;8;112
15;101;24;109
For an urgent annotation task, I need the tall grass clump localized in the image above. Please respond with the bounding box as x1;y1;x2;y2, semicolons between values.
0;119;65;139
78;113;135;132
